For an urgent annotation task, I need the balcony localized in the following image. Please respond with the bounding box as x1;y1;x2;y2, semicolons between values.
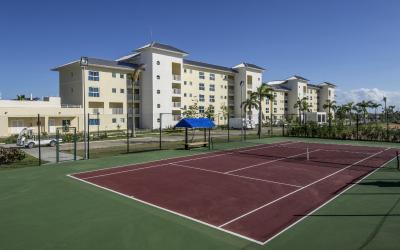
247;84;253;89
173;74;181;81
111;108;124;115
172;102;181;108
172;88;181;95
89;108;104;115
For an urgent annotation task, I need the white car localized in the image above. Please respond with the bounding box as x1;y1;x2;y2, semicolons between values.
16;128;62;148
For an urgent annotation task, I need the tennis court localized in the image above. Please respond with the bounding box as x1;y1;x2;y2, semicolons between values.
69;141;398;245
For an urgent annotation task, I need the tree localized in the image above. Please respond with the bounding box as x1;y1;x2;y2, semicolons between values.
16;94;26;100
241;95;259;129
335;105;347;125
220;103;228;126
252;85;274;137
183;102;199;118
294;97;309;124
355;100;372;124
204;105;215;120
344;102;354;125
323;100;337;128
369;102;381;123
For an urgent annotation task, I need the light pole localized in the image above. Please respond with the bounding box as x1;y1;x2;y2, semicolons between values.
240;80;244;140
97;112;100;137
80;57;89;160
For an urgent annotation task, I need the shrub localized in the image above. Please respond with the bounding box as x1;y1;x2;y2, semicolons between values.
0;147;26;165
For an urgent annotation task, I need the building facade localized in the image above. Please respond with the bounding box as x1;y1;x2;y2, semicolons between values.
0;42;336;137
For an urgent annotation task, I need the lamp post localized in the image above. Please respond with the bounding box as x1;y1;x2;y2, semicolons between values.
80;56;89;160
97;111;100;137
240;80;244;140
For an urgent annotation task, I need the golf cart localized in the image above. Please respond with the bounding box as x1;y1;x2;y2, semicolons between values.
16;127;62;149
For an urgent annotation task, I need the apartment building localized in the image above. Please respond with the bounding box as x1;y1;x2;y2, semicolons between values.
52;42;264;130
265;75;336;123
0;42;337;137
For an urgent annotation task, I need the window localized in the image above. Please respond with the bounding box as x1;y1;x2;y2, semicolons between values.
156;75;160;80
88;71;99;81
157;90;160;94
199;106;205;113
199;83;205;91
189;81;193;86
184;81;187;85
199;72;205;79
112;118;117;123
120;118;125;123
274;108;277;113
120;89;124;93
209;95;215;102
199;94;205;102
112;88;116;93
189;93;192;97
209;84;215;91
209;105;214;113
274;101;277;105
62;120;71;126
156;61;160;65
88;87;100;97
120;74;124;79
209;73;215;81
89;119;100;125
266;107;270;113
112;72;116;78
157;104;161;108
184;93;187;97
266;99;269;104
328;90;331;97
184;69;187;73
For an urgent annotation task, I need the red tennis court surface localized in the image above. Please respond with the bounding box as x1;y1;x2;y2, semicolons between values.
69;141;397;245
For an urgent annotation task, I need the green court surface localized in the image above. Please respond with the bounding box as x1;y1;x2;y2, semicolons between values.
1;137;399;250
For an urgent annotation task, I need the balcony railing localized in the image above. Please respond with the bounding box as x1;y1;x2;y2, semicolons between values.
172;102;181;108
61;104;82;108
173;115;181;121
173;74;181;81
89;108;104;115
172;88;181;94
111;108;124;114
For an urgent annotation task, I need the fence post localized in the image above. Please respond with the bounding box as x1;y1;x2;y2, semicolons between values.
87;113;90;159
159;113;162;150
126;112;130;153
227;111;230;142
37;114;41;166
356;114;359;140
56;128;59;163
208;129;211;150
73;128;77;161
282;123;285;137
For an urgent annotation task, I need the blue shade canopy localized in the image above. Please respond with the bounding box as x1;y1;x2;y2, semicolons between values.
175;118;215;129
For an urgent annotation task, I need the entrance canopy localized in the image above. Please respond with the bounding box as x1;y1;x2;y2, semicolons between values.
175;118;215;129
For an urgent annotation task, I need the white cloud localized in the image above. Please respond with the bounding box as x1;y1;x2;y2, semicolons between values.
336;88;400;109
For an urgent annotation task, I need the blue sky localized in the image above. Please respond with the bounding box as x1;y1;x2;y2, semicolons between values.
0;0;399;105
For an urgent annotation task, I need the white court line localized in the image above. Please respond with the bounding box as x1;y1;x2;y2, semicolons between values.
67;174;265;245
274;145;376;155
170;163;302;188
261;148;395;245
225;149;321;174
78;141;298;180
218;148;390;228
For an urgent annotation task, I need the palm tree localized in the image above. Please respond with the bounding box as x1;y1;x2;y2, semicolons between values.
335;105;347;125
253;85;274;137
293;97;310;123
369;102;381;123
355;100;372;124
241;95;259;129
323;100;337;128
344;102;353;125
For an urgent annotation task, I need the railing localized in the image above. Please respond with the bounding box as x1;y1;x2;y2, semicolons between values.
61;104;82;108
172;102;181;108
89;108;104;114
111;108;124;114
172;88;181;94
173;74;181;81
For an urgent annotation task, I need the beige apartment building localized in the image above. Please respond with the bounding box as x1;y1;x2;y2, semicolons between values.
0;42;335;137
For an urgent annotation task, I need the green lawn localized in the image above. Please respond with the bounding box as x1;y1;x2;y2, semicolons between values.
0;153;43;170
0;137;399;250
